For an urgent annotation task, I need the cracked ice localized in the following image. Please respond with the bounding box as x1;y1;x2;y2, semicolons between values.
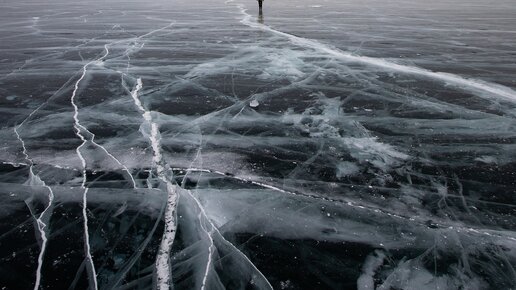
1;0;516;289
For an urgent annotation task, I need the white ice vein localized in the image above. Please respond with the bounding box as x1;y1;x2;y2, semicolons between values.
13;107;54;290
236;5;516;102
130;78;178;290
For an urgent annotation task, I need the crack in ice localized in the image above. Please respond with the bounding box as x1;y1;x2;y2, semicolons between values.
130;78;178;290
235;5;516;103
180;145;273;289
69;44;113;290
172;167;516;244
13;108;54;290
181;147;216;290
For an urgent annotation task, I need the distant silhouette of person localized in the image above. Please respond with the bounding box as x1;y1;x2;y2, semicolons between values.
258;0;263;9
258;8;264;24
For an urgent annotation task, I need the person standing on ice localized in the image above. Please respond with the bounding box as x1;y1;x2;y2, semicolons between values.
258;0;263;9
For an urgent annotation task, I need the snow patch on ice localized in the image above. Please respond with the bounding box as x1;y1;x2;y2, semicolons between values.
258;50;305;81
357;250;386;290
343;137;408;171
475;155;497;164
336;161;360;178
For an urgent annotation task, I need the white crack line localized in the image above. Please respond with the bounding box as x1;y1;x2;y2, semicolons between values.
130;78;178;290
70;44;112;290
14;106;54;290
235;4;516;103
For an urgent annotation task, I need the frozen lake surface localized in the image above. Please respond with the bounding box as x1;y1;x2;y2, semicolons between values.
1;0;516;289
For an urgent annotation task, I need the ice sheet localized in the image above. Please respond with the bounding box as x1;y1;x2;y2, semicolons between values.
0;0;515;289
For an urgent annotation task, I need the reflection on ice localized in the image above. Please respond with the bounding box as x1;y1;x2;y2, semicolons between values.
0;0;515;289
